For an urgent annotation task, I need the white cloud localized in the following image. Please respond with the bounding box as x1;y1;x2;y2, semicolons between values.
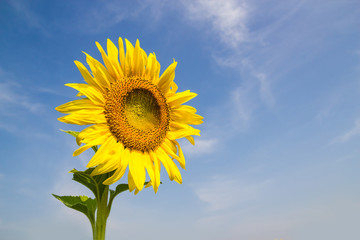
194;175;272;211
231;197;360;240
193;188;360;240
0;79;44;115
182;0;277;127
73;0;167;34
182;0;249;48
213;54;240;68
0;68;48;137
0;89;42;128
77;1;127;33
184;1;358;124
0;211;91;240
332;118;360;143
9;0;50;36
241;59;276;108
255;72;275;107
182;138;218;156
230;87;253;130
0;121;17;134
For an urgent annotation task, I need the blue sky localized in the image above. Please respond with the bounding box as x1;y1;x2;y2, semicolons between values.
1;0;360;239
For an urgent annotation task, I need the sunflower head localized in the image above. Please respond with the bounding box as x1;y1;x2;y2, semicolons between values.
56;38;203;194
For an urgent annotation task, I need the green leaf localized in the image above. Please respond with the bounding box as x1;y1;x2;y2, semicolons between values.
107;184;129;218
106;181;153;217
52;194;97;226
70;168;99;199
110;184;129;199
92;170;115;201
70;168;116;202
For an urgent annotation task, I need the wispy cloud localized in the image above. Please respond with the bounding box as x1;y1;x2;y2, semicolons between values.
9;0;50;36
332;118;360;143
182;138;218;157
183;1;358;129
231;87;253;130
255;72;275;107
0;82;43;115
194;182;360;240
0;68;48;137
241;58;275;108
0;210;91;240
194;175;272;211
182;0;249;48
181;0;278;131
71;0;167;34
0;70;44;115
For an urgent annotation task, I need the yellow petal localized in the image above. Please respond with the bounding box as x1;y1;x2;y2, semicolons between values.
128;170;136;192
132;39;145;77
145;53;156;80
156;147;183;184
153;53;161;83
168;122;201;140
102;166;125;185
143;154;156;189
65;83;105;106
172;140;186;169
96;41;120;80
140;48;148;70
128;150;146;191
161;138;181;162
109;39;124;77
91;159;118;176
170;81;178;93
87;137;117;168
156;148;174;181
84;52;113;90
102;146;129;185
90;141;125;176
74;60;105;93
57;109;106;125
157;61;177;93
149;151;160;193
171;108;204;125
164;151;182;184
173;105;198;113
73;132;111;156
167;90;197;107
118;37;126;73
76;123;108;145
144;156;154;182
55;98;101;113
125;39;134;76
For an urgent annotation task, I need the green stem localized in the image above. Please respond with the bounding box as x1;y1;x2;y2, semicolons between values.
94;185;109;240
92;224;96;240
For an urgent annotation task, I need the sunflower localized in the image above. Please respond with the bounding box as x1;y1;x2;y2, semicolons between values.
56;37;203;194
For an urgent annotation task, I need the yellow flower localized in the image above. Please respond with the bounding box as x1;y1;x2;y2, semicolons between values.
56;37;203;194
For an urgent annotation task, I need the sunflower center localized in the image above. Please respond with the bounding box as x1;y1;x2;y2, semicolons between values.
124;89;161;131
104;77;170;152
